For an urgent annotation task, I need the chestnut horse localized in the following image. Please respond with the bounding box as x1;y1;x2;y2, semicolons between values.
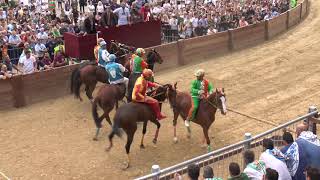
91;83;126;140
167;83;227;152
106;84;171;169
70;42;132;101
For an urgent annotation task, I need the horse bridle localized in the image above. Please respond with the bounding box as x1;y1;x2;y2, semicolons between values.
204;92;224;110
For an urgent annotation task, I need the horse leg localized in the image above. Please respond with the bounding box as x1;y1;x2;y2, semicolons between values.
173;110;179;144
123;129;136;170
140;121;148;149
86;82;97;102
93;112;105;141
202;128;212;152
116;101;119;109
151;119;161;144
105;113;112;127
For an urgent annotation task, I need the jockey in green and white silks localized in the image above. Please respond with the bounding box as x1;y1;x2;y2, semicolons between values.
185;69;214;127
98;41;109;66
104;54;129;93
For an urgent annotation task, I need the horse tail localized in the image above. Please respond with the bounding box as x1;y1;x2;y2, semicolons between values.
92;97;102;128
70;67;82;99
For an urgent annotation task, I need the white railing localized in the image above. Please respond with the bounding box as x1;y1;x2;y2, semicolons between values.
136;106;318;180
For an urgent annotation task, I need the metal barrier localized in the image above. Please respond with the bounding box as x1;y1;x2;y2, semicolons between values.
161;25;180;44
136;106;318;180
1;47;24;65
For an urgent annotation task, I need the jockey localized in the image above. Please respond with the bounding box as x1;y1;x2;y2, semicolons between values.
130;48;148;73
132;69;166;120
185;69;214;127
94;38;104;63
98;41;110;66
104;54;129;93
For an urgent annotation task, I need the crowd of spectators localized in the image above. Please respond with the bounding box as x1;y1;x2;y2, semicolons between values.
173;122;320;180
0;0;298;78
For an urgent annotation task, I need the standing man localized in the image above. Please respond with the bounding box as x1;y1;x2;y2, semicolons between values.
18;50;37;74
113;1;131;26
185;69;214;127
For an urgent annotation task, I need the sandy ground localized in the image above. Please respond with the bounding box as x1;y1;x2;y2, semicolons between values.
1;1;320;179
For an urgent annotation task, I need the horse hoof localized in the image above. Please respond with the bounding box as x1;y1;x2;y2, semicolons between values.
105;146;112;152
200;144;207;148
152;139;157;144
173;137;178;144
122;163;130;170
140;144;145;149
92;137;98;141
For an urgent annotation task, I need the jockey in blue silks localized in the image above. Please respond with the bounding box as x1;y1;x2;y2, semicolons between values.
98;41;109;66
104;54;129;94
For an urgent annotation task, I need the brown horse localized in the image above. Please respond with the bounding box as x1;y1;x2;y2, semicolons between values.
167;83;227;152
91;83;126;140
70;42;131;101
106;84;171;169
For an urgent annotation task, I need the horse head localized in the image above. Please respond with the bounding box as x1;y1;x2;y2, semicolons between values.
166;82;178;109
148;49;163;65
208;88;227;115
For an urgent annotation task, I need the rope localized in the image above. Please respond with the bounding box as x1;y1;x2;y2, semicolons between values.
0;171;11;180
226;107;278;127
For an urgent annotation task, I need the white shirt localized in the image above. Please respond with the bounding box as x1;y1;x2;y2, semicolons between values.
88;5;95;13
37;32;48;40
101;49;110;62
163;3;171;10
20;55;36;74
191;17;199;28
113;7;130;26
97;5;104;13
260;152;292;180
34;43;46;57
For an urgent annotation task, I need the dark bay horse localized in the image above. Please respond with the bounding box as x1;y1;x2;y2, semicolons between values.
167;83;227;152
127;49;164;102
91;83;126;140
106;84;170;169
70;42;131;101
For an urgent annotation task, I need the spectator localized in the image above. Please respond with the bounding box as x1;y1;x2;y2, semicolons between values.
79;0;87;13
97;1;105;15
243;150;266;180
228;162;249;180
305;166;320;180
37;28;49;41
18;50;37;74
2;54;16;72
263;168;279;180
84;14;97;34
100;6;118;28
130;2;144;24
259;138;292;180
187;163;200;180
8;30;22;47
53;51;67;67
281;131;307;180
239;16;249;27
295;123;320;169
0;64;13;79
34;40;47;60
113;1;131;26
203;166;223;180
140;3;152;22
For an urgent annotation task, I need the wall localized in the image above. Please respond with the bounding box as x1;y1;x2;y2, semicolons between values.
181;32;230;64
288;5;302;28
266;12;288;39
0;1;308;109
230;21;266;50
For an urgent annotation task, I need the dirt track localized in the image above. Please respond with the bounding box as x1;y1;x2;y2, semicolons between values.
1;1;320;179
